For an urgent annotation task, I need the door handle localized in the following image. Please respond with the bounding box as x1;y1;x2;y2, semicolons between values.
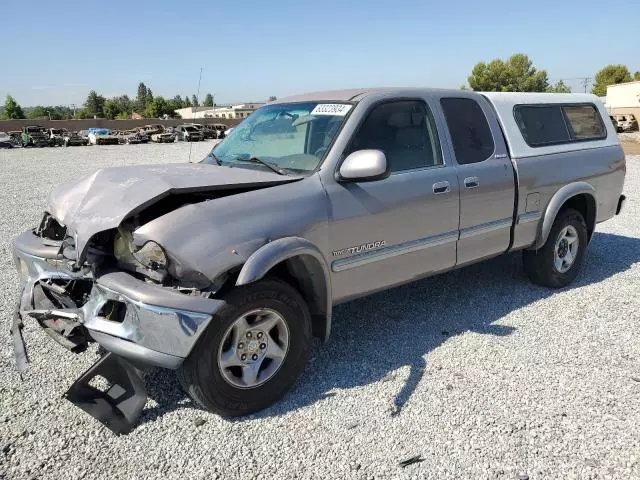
464;176;479;189
432;181;450;194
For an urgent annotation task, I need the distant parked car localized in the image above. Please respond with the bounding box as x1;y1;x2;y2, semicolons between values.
211;123;228;138
8;131;22;147
21;126;49;147
140;124;165;136
63;131;89;147
615;114;638;132
151;129;176;143
609;116;622;133
174;124;204;141
117;130;149;144
184;123;217;140
0;131;14;148
48;128;67;147
88;128;119;145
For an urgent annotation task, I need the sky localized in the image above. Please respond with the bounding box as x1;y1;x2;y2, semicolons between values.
2;0;639;107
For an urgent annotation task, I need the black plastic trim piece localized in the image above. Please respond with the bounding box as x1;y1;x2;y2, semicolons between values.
64;352;147;435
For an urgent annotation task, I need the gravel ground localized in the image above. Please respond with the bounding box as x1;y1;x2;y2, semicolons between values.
619;132;640;144
1;144;639;480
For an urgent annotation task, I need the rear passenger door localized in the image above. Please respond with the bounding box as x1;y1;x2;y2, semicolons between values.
439;96;515;265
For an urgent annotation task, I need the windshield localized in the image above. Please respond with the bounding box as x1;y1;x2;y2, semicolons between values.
202;101;352;174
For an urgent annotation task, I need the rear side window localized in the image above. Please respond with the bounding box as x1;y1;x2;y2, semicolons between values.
563;105;606;140
514;103;606;147
514;106;570;146
440;98;495;164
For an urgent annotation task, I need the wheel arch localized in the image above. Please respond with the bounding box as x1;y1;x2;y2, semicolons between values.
534;182;597;250
235;237;332;342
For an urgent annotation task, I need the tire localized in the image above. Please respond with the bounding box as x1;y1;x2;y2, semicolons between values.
523;208;588;288
177;278;312;417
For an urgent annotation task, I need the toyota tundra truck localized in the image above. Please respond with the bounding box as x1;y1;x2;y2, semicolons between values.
11;88;626;433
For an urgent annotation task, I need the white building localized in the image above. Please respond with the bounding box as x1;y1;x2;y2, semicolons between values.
175;103;265;120
604;81;640;119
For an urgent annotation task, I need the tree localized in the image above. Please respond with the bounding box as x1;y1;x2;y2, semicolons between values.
28;106;51;119
84;90;106;117
468;54;549;92
191;94;199;107
103;99;121;119
184;96;191;107
268;96;277;102
145;88;154;106
203;93;214;107
592;65;632;97
144;96;177;118
136;82;149;112
172;95;184;108
547;80;571;93
634;71;640;81
2;95;25;119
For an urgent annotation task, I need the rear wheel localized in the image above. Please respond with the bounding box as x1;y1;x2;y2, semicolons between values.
177;278;311;417
523;208;588;288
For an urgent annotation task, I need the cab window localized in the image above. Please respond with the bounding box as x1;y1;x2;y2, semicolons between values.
347;100;443;173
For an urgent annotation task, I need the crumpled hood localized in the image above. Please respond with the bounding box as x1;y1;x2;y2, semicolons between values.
48;163;299;257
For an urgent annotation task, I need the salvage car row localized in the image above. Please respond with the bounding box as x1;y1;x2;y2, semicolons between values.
0;123;229;148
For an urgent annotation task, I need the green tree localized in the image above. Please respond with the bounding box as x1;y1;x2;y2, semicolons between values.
145;88;154;107
28;106;51;119
184;96;192;107
191;94;199;107
2;95;25;119
634;71;640;81
144;96;177;118
84;90;106;117
50;105;74;120
203;93;214;107
592;65;632;97
103;99;120;119
468;54;549;92
268;95;277;102
136;82;149;112
172;95;184;108
547;80;571;93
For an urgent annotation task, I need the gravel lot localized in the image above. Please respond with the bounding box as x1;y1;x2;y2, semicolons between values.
1;144;639;480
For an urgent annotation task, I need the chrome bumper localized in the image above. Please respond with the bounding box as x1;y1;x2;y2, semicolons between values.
12;230;225;369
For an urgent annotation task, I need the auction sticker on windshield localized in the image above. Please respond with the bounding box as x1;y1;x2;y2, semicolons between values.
311;104;352;116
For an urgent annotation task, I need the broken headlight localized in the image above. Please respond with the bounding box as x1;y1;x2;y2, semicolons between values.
132;242;167;271
113;231;167;273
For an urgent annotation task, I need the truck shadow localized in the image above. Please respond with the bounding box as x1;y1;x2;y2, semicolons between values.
140;231;640;424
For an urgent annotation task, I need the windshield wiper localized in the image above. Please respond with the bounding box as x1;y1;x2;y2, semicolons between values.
204;150;221;165
244;157;287;176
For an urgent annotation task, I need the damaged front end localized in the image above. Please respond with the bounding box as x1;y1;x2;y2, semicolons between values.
12;212;226;434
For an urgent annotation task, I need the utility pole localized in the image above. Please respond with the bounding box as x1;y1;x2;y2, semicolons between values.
580;77;592;93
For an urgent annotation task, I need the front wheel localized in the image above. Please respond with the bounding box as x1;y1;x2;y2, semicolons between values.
523;208;588;288
177;278;311;417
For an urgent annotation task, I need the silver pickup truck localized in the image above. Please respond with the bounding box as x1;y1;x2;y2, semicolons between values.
11;88;626;433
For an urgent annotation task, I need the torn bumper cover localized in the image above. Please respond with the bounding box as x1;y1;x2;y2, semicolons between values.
11;229;225;432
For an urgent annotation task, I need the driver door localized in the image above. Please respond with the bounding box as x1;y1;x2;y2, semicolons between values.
324;98;460;303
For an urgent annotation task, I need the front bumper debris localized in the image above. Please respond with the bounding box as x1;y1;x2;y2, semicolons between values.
11;228;226;433
65;352;147;435
616;194;626;215
10;297;28;376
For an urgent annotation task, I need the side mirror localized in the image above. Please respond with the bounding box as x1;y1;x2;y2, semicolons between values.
338;149;389;182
